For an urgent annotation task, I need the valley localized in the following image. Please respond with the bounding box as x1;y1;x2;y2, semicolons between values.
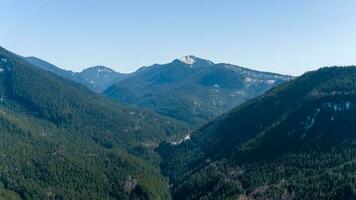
0;46;354;200
1;1;355;199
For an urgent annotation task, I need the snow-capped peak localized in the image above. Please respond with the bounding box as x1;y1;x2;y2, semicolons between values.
81;66;115;74
179;55;197;65
94;66;114;73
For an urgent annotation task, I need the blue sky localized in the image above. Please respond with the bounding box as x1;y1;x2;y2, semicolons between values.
0;0;355;75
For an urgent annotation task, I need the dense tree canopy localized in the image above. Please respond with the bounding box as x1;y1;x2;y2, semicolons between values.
159;67;356;200
0;46;188;199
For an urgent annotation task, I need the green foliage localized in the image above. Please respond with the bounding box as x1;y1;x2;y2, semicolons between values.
0;182;20;200
0;46;190;199
104;58;290;127
159;67;356;199
1;44;356;200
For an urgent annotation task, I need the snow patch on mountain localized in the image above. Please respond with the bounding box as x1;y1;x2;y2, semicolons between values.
213;84;220;88
346;101;351;110
97;67;113;73
267;80;276;84
244;77;254;83
304;108;321;133
179;56;196;65
323;101;352;111
170;134;191;145
302;101;353;137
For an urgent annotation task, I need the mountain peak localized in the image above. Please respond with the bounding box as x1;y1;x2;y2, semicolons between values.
77;65;128;92
177;55;214;66
82;65;115;73
179;55;198;65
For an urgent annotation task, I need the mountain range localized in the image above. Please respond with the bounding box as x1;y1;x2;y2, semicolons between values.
158;67;356;199
104;55;291;126
0;45;355;200
26;55;291;127
24;57;128;92
0;46;188;199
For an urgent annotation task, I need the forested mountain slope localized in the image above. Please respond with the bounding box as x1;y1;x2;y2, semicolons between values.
0;46;188;199
159;67;356;200
104;56;291;127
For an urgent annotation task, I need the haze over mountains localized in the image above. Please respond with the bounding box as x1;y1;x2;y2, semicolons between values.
0;45;355;200
24;56;128;92
105;55;291;126
26;54;291;127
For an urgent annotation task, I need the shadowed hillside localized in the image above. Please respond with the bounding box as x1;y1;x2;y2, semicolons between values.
159;67;356;200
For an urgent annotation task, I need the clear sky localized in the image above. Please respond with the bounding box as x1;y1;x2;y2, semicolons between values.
0;0;355;75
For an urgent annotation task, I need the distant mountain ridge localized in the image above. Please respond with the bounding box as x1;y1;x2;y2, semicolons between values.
24;56;76;79
2;45;354;200
25;55;292;127
104;56;292;126
24;56;128;92
76;65;128;92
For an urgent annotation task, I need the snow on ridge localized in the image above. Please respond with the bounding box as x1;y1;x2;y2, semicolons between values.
245;77;278;85
97;67;113;73
98;69;110;73
179;56;196;65
244;77;253;83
